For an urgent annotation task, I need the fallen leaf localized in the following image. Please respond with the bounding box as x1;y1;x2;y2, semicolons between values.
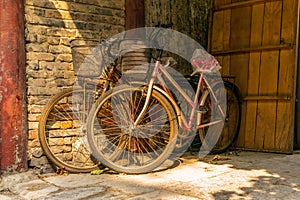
90;169;104;175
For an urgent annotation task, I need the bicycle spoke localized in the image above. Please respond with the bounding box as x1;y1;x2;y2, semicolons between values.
199;82;241;154
87;85;178;174
39;89;100;172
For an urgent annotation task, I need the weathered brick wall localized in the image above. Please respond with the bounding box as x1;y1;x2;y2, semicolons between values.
25;0;210;172
25;0;125;171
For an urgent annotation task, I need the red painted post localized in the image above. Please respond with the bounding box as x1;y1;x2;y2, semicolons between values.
125;0;145;30
0;0;27;172
125;0;145;38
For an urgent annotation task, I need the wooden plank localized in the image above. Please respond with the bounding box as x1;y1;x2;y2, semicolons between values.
229;6;251;94
207;0;215;52
244;3;264;148
211;43;293;55
214;0;281;11
210;11;225;51
255;1;282;150
209;0;227;75
221;0;232;76
209;0;231;75
214;0;229;7
210;0;232;52
275;0;298;153
229;4;252;148
244;95;291;100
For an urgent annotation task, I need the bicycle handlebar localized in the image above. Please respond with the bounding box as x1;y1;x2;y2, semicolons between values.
150;23;173;59
100;38;121;61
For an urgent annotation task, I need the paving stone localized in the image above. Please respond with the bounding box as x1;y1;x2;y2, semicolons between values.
0;194;18;200
96;175;157;196
0;170;39;191
1;152;300;199
11;179;59;200
44;174;105;188
43;186;106;200
83;190;128;200
118;173;175;188
285;190;300;199
0;190;22;200
246;184;299;200
157;161;234;182
127;190;199;200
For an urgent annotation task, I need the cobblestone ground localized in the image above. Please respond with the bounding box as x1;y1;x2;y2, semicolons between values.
1;151;300;200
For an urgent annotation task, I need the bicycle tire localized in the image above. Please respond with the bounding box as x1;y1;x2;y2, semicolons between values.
199;81;241;154
39;88;100;173
87;85;178;174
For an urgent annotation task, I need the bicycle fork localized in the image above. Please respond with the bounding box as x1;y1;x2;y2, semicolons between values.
133;61;159;126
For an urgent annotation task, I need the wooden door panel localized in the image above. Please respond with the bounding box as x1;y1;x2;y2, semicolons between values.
208;0;298;153
244;3;264;148
275;0;299;152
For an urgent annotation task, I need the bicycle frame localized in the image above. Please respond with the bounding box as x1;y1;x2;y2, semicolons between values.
75;40;122;118
134;59;226;132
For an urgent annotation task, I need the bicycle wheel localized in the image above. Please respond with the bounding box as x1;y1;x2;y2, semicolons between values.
199;81;241;154
39;88;100;173
87;85;178;174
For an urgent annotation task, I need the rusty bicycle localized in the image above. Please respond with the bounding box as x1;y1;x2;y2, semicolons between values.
86;31;242;174
38;39;122;173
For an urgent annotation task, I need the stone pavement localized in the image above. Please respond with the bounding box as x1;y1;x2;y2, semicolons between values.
1;151;300;200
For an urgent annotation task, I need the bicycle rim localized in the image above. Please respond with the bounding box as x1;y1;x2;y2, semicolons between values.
39;88;100;173
199;82;241;154
87;85;178;174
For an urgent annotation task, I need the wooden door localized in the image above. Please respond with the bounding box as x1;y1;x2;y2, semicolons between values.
208;0;299;153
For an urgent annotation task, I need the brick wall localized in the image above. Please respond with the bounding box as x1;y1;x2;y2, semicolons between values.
25;0;210;172
25;0;125;171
